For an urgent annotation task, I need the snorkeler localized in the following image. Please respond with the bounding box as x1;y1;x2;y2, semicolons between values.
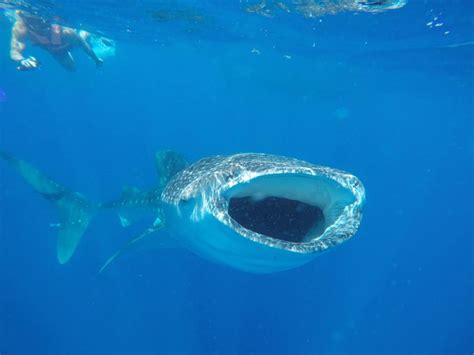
10;10;103;71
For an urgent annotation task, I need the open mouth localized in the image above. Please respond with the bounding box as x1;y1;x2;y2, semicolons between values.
225;174;357;244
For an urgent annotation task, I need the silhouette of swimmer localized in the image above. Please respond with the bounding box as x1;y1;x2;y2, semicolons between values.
10;11;103;71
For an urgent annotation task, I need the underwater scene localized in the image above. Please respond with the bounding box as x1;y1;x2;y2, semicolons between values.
0;0;472;354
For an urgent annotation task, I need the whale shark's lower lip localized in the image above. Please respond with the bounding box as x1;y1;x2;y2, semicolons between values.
221;173;363;253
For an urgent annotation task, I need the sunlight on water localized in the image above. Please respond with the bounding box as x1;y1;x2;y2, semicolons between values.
0;0;407;45
244;0;406;18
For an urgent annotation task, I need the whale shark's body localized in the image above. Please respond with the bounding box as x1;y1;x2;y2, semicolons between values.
1;150;365;273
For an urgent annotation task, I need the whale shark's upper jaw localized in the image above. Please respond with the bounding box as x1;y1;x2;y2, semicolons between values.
162;154;365;255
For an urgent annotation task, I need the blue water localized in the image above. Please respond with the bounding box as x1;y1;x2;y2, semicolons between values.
0;1;472;354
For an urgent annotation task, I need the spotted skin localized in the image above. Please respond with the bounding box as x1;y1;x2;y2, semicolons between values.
162;153;365;254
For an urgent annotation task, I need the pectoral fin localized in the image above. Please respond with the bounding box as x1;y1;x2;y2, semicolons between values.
99;208;169;273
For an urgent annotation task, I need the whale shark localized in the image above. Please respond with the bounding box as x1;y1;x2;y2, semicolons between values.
0;150;365;273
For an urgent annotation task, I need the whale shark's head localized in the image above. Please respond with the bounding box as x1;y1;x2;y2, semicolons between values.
162;154;365;273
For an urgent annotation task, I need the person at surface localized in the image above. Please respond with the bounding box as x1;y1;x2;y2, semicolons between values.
10;10;103;71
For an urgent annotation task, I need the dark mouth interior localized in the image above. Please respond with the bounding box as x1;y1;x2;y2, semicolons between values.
228;196;325;243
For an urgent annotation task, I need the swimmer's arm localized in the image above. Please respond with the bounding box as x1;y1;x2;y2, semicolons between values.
81;39;103;65
67;29;102;66
10;21;27;62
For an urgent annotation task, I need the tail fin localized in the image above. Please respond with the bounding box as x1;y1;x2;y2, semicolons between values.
0;151;97;264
